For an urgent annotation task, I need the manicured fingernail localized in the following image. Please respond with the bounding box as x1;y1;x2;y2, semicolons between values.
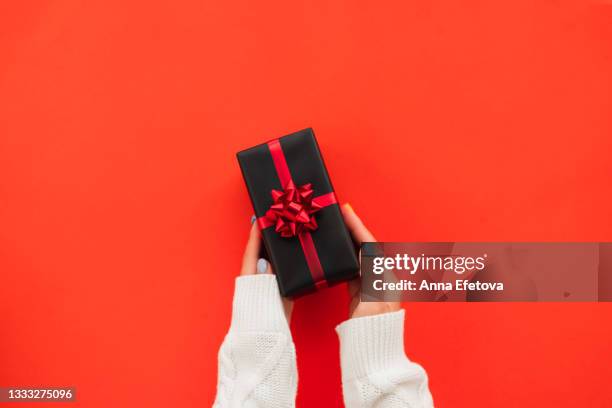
250;215;256;224
256;258;269;274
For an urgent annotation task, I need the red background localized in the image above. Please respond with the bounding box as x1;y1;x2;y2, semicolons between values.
1;1;611;406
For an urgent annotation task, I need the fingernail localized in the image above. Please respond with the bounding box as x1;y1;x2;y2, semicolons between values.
256;258;269;274
250;215;256;224
344;203;354;213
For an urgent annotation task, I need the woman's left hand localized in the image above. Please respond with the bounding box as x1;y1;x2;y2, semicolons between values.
240;222;294;321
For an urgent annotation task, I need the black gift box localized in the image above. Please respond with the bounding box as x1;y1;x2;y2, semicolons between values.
237;128;359;297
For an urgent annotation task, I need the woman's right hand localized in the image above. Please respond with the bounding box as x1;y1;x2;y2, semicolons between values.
341;203;401;319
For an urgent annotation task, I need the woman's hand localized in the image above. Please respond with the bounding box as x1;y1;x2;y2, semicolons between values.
240;222;294;321
341;203;401;319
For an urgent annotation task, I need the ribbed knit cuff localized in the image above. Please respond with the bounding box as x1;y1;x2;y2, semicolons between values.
336;309;407;381
230;274;290;334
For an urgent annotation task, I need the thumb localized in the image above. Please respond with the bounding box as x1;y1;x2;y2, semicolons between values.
341;203;376;244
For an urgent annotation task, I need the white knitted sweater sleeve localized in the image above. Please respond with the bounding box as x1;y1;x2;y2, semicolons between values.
214;275;432;407
336;310;434;408
213;274;297;408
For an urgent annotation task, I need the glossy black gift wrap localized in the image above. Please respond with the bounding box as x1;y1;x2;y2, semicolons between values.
237;128;359;297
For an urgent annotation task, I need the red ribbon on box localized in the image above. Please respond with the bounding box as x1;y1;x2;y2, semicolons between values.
256;139;337;288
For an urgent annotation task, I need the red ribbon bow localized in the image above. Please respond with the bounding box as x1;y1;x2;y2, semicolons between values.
263;180;322;238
